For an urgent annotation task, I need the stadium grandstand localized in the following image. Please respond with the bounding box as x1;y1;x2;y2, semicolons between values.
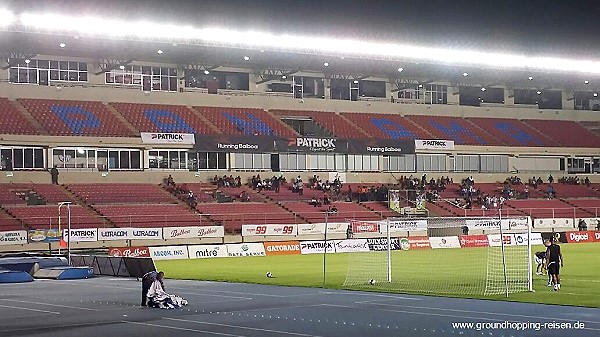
0;5;598;249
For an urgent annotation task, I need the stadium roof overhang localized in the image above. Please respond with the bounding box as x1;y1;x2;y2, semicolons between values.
0;11;599;92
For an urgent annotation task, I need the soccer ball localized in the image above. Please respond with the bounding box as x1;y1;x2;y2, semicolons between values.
266;272;273;278
369;279;376;285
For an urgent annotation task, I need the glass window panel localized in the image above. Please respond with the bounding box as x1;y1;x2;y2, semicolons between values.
50;61;59;69
9;68;18;83
52;149;63;168
63;149;76;168
131;151;141;169
207;152;218;169
217;153;226;169
1;148;14;170
158;151;168;168
149;151;159;168
38;60;49;69
13;149;23;168
59;61;68;70
108;151;119;169
59;71;69;81
169;151;179;169
34;149;44;168
23;149;34;168
50;70;59;80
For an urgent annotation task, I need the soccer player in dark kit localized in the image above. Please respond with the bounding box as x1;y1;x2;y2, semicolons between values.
545;238;564;291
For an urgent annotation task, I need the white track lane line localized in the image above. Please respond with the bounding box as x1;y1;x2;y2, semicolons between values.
165;317;323;337
122;320;245;336
359;302;600;324
1;299;99;311
0;304;60;315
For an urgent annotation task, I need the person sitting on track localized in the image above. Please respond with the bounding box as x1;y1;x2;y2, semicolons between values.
147;272;188;309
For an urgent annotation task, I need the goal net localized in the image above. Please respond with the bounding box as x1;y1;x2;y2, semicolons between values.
342;216;532;297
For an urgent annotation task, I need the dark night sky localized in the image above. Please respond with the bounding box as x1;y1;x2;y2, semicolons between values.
7;0;600;58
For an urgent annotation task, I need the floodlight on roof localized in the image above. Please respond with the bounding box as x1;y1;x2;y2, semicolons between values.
584;80;589;84
536;90;541;95
24;59;30;64
203;70;210;75
119;65;125;70
59;42;66;48
0;9;14;26
480;87;486;91
397;67;403;72
13;12;600;74
462;72;468;77
528;76;534;80
157;49;163;54
323;62;329;67
243;55;250;61
594;93;598;97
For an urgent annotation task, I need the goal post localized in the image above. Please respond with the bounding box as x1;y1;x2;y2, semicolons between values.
342;216;533;297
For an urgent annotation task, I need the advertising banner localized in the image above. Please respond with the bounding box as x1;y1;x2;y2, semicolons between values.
0;230;28;245
63;228;97;242
28;229;62;243
366;238;400;251
195;134;275;153
487;234;517;247
408;236;431;249
299;240;335;254
141;132;195;145
512;232;543;246
130;228;163;240
263;241;301;256
226;243;266;257
429;236;461;249
149;245;189;260
108;246;150;258
414;140;455;151
566;231;596;244
347;138;415;155
297;223;348;235
333;239;370;253
379;219;428;233
163;226;225;239
459;234;490;248
98;228;134;241
242;225;297;236
276;137;344;153
466;218;529;231
187;245;228;259
351;220;379;234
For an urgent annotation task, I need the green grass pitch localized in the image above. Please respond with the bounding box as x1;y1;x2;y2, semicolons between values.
155;243;600;307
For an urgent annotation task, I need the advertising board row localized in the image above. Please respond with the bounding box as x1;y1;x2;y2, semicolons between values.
242;218;529;236
16;226;225;244
132;230;598;261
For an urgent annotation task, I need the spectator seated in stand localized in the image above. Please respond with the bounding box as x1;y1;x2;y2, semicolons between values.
578;219;588;231
187;191;197;207
547;184;556;199
239;191;250;202
309;197;322;207
327;204;338;213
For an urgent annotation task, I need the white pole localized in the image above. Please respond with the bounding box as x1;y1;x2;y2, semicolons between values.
57;204;61;255
67;203;71;266
387;217;392;283
499;205;509;298
527;216;533;292
322;211;328;288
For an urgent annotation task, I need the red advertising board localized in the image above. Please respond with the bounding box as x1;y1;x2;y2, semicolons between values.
459;235;490;248
109;246;150;258
408;236;431;249
595;231;600;242
566;231;596;244
351;220;379;233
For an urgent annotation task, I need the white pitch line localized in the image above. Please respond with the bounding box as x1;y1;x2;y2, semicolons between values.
122;320;245;337
0;304;60;315
319;290;422;301
362;302;600;325
61;281;253;300
1;299;99;312
165;317;323;337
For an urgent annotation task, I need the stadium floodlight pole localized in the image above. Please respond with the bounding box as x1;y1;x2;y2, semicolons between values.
58;201;72;266
498;202;509;298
